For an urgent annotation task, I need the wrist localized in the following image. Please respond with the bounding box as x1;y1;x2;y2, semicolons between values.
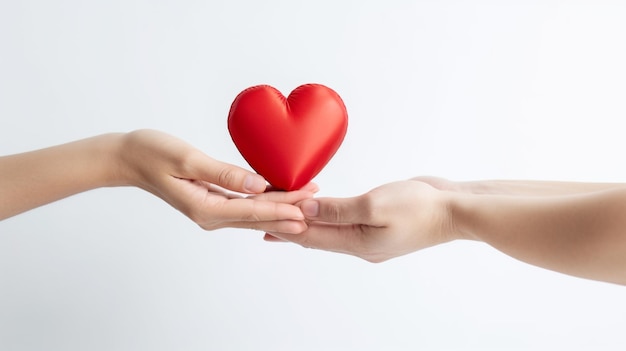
445;191;484;242
427;190;471;245
98;132;131;187
454;180;494;195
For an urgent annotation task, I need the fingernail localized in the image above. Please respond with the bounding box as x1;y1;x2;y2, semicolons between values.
244;175;266;193
301;200;319;217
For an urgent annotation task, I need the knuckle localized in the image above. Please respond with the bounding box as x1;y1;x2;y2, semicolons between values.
358;193;377;222
216;167;239;188
323;202;343;222
241;201;265;222
175;150;199;175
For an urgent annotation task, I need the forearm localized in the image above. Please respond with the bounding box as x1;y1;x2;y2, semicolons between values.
451;189;626;285
0;133;124;220
458;179;626;196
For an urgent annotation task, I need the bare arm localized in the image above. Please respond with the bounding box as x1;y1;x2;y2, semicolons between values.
0;134;123;219
267;179;626;285
415;176;626;196
0;130;314;233
452;189;626;285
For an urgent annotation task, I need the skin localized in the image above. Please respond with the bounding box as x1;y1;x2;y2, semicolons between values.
0;129;315;233
5;132;625;284
266;177;626;285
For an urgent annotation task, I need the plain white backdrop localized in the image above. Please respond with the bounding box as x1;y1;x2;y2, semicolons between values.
1;1;626;350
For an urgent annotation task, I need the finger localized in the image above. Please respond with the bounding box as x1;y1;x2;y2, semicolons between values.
224;219;307;234
267;222;367;254
164;177;306;231
299;196;372;224
264;233;289;242
190;154;267;194
298;182;320;193
250;189;316;204
213;198;304;222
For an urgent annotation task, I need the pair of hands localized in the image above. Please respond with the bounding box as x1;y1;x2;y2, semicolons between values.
7;130;624;282
122;131;452;263
5;130;624;283
1;129;448;264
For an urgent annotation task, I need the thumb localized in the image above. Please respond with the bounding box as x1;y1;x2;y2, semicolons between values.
196;156;267;194
299;196;371;224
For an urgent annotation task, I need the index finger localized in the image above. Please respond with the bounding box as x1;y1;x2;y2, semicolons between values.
186;153;267;194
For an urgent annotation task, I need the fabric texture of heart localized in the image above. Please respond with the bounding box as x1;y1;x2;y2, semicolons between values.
228;84;348;191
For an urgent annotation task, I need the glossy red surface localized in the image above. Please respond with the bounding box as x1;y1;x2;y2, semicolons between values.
228;84;348;190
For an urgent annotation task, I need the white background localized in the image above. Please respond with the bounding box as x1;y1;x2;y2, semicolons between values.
1;1;626;350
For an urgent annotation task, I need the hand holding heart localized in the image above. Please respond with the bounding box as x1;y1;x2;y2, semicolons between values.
0;129;317;229
116;130;317;232
2;83;346;230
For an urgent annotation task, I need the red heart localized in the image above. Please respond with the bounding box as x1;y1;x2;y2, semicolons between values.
228;84;348;191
